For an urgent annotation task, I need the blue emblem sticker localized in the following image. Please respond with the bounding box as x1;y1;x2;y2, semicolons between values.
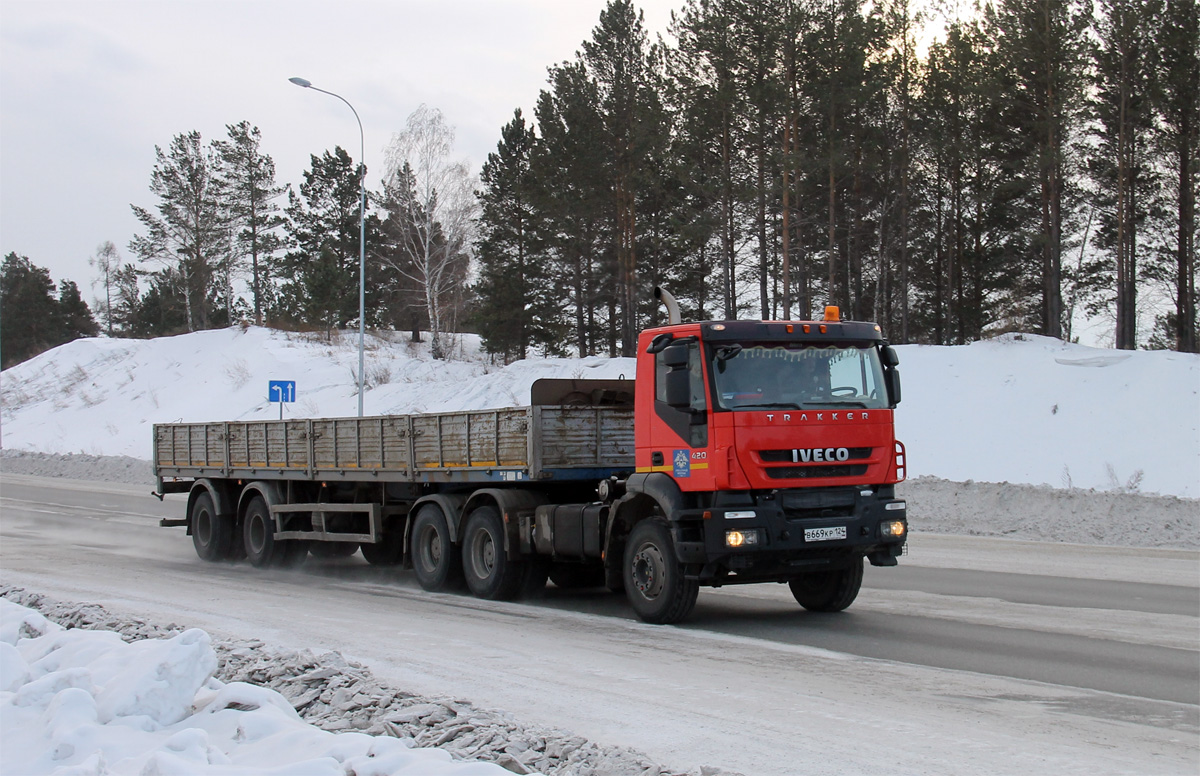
673;449;691;478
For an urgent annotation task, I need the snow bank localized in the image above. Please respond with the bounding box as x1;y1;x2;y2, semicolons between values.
0;596;523;776
0;589;725;776
2;327;1197;496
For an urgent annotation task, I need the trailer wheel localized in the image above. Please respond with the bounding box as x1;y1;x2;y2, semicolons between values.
411;504;463;591
243;496;307;568
462;505;527;601
191;491;234;561
789;558;864;612
623;519;698;624
360;531;403;566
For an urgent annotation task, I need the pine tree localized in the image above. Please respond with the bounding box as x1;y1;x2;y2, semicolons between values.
1085;0;1160;349
474;109;562;360
214;122;286;325
279;148;373;330
129;131;229;333
1;253;61;367
1152;0;1199;352
532;62;610;355
57;280;99;342
989;0;1092;338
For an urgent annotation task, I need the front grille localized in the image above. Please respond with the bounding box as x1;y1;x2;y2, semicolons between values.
765;464;868;479
759;447;873;463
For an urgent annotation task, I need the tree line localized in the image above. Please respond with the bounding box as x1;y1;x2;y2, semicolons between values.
476;0;1198;358
2;0;1196;370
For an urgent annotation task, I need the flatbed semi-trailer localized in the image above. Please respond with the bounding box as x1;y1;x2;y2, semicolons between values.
156;290;908;623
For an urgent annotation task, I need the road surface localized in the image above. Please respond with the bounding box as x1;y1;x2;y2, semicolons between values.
1;473;1196;775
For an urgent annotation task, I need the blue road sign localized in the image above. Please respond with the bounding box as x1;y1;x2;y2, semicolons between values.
269;380;296;403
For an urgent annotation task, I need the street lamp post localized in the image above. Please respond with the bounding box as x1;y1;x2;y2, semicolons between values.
289;76;367;418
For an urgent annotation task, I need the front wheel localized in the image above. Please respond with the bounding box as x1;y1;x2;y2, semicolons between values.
461;506;527;601
789;559;864;612
410;504;463;591
623;519;698;624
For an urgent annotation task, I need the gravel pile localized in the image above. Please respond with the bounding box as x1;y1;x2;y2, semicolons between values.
0;586;733;776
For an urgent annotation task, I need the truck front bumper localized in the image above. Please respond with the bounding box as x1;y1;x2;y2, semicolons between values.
671;486;907;584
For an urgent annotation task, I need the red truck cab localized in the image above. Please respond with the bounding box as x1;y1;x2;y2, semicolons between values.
610;299;907;621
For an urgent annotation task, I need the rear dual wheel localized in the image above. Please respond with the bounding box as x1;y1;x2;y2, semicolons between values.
461;505;530;601
411;504;463;591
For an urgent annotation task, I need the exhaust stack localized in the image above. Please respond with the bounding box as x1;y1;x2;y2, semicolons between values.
654;286;682;325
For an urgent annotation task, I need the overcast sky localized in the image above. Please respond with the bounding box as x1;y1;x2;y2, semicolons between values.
0;0;680;297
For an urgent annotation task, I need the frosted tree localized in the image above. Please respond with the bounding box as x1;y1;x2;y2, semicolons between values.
380;105;477;359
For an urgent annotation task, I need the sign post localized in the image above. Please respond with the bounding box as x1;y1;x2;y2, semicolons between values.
269;380;296;420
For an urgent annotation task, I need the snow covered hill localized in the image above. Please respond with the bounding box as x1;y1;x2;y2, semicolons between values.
1;326;1197;498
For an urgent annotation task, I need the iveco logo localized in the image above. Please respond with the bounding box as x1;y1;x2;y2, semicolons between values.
792;447;850;463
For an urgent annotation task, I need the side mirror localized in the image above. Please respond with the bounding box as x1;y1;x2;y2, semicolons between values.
881;345;900;367
664;370;692;409
885;368;902;407
661;344;690;368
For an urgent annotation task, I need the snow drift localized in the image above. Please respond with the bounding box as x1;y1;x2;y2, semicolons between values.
1;326;1197;498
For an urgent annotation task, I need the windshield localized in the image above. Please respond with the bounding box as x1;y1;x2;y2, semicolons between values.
711;343;889;411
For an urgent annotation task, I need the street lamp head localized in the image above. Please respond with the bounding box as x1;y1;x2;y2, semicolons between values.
288;77;312;88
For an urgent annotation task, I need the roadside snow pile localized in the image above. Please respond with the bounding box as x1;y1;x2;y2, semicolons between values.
1;588;730;776
898;477;1200;549
0;597;519;776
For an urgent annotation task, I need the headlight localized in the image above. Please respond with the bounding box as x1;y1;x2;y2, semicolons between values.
725;510;755;520
880;519;906;539
725;529;760;548
885;500;906;511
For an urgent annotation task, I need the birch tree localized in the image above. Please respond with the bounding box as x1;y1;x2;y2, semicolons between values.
381;105;477;359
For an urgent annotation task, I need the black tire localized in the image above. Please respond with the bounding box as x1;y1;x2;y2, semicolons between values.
623;519;699;624
360;530;404;566
191;491;234;561
548;563;607;589
461;505;527;601
410;504;463;591
789;558;864;612
243;496;308;568
308;542;360;560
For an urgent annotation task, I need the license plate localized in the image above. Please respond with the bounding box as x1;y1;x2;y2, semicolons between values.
804;526;847;542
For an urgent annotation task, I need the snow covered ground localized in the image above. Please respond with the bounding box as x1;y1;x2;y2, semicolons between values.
1;326;1198;774
1;326;1197;497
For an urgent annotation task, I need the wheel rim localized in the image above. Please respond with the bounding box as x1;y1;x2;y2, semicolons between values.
195;508;212;546
469;527;496;580
248;513;266;554
417;524;442;572
631;541;665;600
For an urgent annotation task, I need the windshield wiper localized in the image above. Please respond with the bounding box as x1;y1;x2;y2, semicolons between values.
798;400;869;409
735;402;803;410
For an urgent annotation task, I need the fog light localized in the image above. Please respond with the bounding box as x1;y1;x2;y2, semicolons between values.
881;519;906;539
725;529;759;548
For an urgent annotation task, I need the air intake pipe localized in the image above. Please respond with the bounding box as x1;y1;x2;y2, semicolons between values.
654;286;681;325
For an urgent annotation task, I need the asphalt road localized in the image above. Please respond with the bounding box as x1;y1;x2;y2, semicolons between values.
2;473;1197;775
